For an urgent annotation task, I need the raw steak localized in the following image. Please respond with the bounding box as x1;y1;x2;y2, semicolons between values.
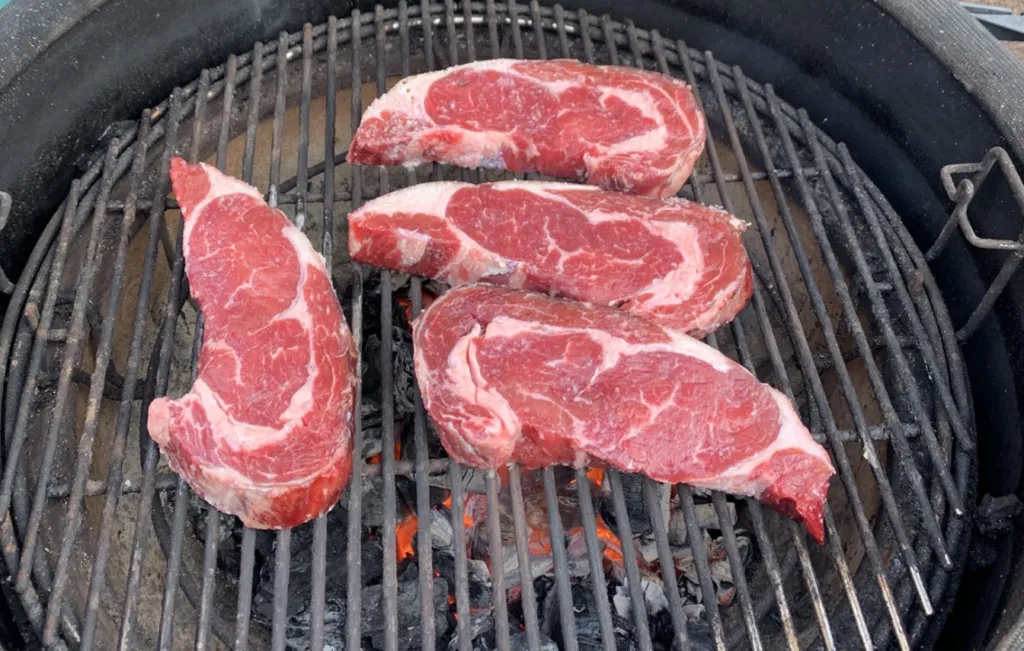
148;159;357;529
349;181;752;337
413;285;834;541
347;59;706;198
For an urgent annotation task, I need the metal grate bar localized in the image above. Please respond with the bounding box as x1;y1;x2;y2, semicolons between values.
791;105;967;527
156;66;214;651
529;0;546;58
661;33;811;650
409;5;440;649
606;471;655;651
507;465;543;651
39;108;150;648
0;176;78;642
725;304;806;651
296;24;314;230
345;12;368;651
574;469;617;651
840;143;970;642
676;485;726;649
712;45;917;642
689;50;868;648
118;75;207;649
462;0;477;61
309;16;340;651
486;469;512;651
71;91;177;651
234;40;266;651
542;467;580;651
295;21;320;651
444;0;460;69
624;26;778;650
449;458;471;651
599;28;668;651
711;488;763;651
11;139;106;646
158;475;189;651
193;49;243;651
753;81;914;648
566;19;661;651
268;29;293;651
485;0;500;59
691;49;887;646
802;107;967;567
0;148;124;593
507;0;525;58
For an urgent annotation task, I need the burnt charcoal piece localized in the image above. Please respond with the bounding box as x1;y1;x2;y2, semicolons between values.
601;473;652;535
650;609;715;651
510;631;558;651
361;475;415;527
433;549;492;608
545;578;637;651
367;579;451;650
339;267;417;444
270;579;450;651
976;493;1023;538
682;616;717;651
251;513;385;624
446;610;496;651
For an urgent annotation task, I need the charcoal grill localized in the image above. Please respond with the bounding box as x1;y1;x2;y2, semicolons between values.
1;1;1013;649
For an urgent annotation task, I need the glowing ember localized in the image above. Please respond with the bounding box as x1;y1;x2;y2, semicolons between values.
396;515;418;560
528;528;552;555
595;515;624;563
398;294;435;322
440;493;476;529
368;443;402;466
587;467;605;486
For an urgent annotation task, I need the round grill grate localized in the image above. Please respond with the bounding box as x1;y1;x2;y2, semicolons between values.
0;3;974;650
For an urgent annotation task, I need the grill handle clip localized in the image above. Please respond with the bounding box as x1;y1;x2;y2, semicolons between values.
929;147;1024;341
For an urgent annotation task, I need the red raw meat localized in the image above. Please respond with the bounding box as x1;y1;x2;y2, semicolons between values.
347;59;706;198
413;285;834;541
148;159;357;529
349;181;752;337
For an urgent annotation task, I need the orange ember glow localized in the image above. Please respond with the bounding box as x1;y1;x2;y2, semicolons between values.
367;443;402;466
528;528;552;555
440;493;476;529
595;516;624;563
398;294;436;322
396;515;418;560
587;468;605;486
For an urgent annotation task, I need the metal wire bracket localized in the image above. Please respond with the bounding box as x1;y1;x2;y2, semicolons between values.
928;147;1024;342
0;191;14;295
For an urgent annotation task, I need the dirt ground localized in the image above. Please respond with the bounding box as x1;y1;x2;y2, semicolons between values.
965;0;1024;60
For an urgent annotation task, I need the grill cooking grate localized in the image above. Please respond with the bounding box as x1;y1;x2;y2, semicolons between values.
0;2;974;650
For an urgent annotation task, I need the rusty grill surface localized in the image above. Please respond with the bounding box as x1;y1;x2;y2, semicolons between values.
0;2;975;650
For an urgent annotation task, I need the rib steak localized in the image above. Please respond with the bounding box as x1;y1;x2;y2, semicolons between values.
347;59;706;198
413;285;835;541
147;159;357;529
350;181;752;337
